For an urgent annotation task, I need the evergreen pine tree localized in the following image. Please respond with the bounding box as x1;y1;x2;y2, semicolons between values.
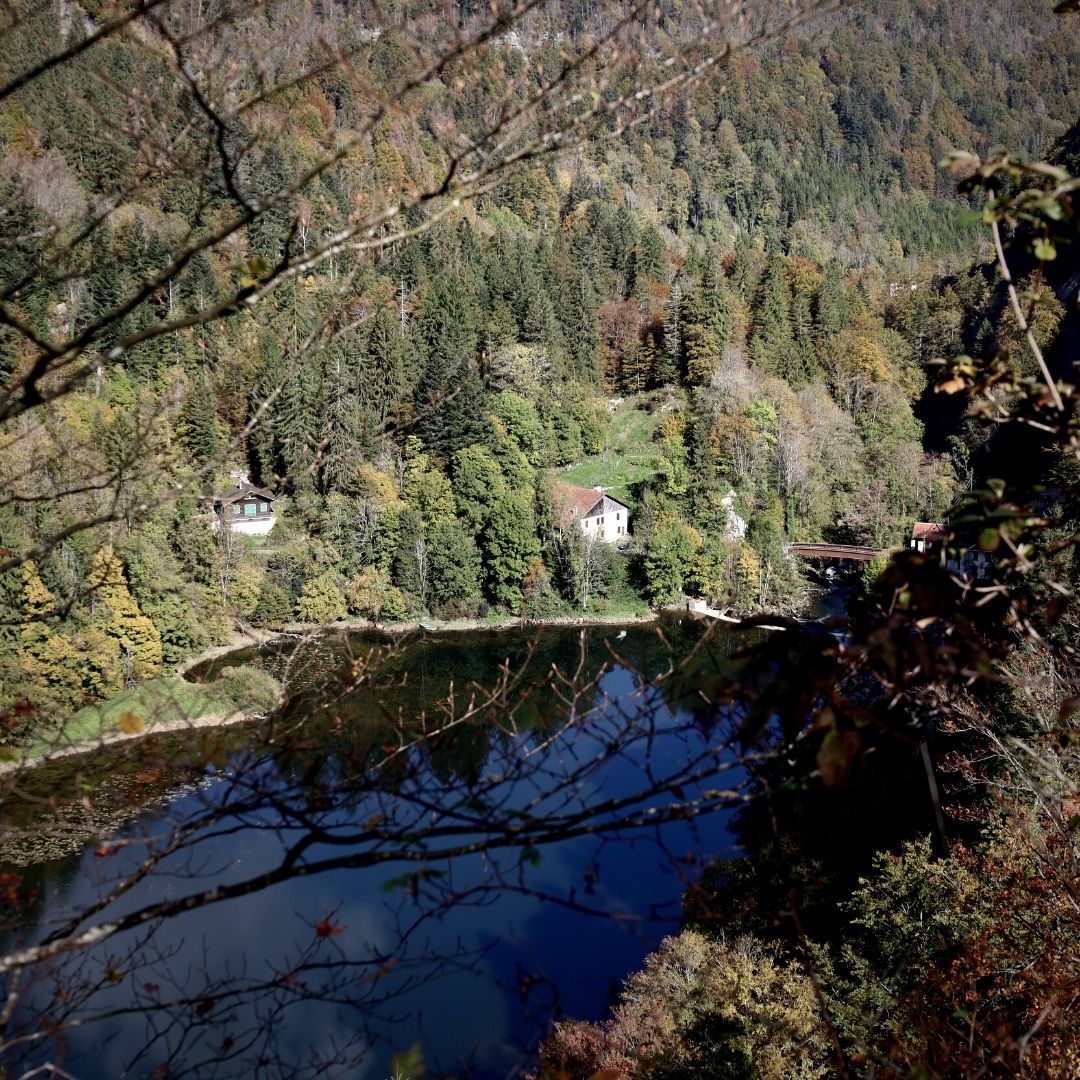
323;340;363;493
702;258;734;349
973;316;996;357
815;261;849;339
277;354;323;489
180;251;220;313
250;334;286;484
361;307;405;430
905;292;931;363
522;289;563;354
731;231;757;302
83;216;120;346
484;298;518;357
750;256;798;380
181;374;221;467
248;144;293;264
551;258;601;381
682;288;721;386
0;182;50;378
412;277;487;457
659;282;683;386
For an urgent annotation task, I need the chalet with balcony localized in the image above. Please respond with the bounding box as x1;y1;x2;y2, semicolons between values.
204;478;277;535
554;483;630;543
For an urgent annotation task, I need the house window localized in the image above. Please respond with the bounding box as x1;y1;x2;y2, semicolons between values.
244;502;256;516
232;504;242;515
259;502;269;513
616;512;620;520
600;516;604;525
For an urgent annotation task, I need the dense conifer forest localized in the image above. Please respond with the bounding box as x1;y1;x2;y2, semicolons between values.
2;2;1080;1074
3;0;1078;722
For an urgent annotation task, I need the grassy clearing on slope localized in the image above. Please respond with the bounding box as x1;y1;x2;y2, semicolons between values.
608;398;662;450
561;397;664;509
561;451;661;510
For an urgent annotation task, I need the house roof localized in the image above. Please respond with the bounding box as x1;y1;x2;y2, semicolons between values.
912;522;947;542
207;480;276;505
553;483;627;524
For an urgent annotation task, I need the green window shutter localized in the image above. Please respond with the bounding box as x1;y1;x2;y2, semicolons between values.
244;502;256;515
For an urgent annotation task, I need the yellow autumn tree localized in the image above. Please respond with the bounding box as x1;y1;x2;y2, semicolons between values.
403;438;458;529
821;312;893;416
18;563;82;700
88;547;163;683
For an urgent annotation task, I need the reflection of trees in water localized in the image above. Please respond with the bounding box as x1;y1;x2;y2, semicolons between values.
1;618;782;1077
7;609;975;1077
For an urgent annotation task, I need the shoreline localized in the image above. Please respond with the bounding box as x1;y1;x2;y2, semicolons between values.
4;610;663;778
0;708;257;777
346;608;660;636
179;609;662;675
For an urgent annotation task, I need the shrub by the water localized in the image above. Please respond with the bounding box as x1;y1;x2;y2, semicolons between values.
536;929;830;1079
212;666;282;715
251;582;293;629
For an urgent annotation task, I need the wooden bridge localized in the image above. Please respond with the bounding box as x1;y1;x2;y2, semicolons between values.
789;542;883;562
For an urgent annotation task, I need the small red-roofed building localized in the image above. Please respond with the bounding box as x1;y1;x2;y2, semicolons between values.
911;521;990;579
554;484;630;544
910;522;948;553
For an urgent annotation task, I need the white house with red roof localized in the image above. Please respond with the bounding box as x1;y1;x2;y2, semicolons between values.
910;521;948;553
554;484;630;543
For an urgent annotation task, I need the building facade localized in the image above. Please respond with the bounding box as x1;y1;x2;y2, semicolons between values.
204;479;277;535
555;484;630;543
910;521;991;579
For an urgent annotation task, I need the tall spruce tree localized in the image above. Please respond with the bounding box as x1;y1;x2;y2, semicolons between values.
658;282;683;386
701;258;734;349
82;217;120;347
322;339;363;493
248;145;293;265
181;374;221;467
412;277;488;458
814;261;849;339
682;288;721;386
750;256;798;380
361;307;405;430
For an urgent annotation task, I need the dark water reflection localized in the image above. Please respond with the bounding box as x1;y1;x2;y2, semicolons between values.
1;616;765;1079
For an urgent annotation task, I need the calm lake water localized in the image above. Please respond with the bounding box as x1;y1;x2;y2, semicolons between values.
1;615;772;1079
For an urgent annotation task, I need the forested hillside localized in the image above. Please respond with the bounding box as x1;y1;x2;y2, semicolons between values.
3;0;1080;723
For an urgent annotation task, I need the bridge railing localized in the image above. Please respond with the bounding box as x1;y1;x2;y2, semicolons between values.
789;542;884;561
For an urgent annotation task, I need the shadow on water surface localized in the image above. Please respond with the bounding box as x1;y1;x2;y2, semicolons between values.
1;616;768;1079
0;603;937;1080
